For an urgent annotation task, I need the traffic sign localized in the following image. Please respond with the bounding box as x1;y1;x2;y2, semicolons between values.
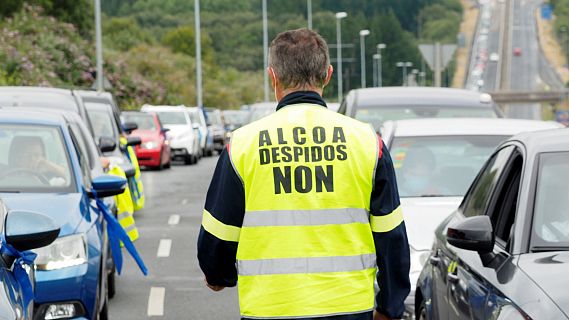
419;44;457;71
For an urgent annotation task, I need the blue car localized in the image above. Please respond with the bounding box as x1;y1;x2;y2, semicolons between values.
0;108;125;320
0;201;60;320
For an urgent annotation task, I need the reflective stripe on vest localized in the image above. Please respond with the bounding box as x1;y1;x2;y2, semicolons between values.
238;253;376;276
230;104;380;318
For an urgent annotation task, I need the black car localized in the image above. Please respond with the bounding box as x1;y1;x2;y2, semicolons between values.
416;128;569;319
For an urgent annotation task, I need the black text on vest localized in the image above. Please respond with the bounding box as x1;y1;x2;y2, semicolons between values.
258;127;348;194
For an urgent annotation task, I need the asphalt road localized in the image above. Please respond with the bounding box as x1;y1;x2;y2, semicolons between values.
108;156;241;319
482;0;504;92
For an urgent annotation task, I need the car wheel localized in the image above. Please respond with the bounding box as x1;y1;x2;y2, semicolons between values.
164;160;171;169
157;151;164;170
98;292;109;320
184;154;192;165
206;148;213;157
417;299;427;320
107;261;116;299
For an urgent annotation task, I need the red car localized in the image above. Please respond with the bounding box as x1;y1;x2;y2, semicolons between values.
122;111;171;170
513;47;522;56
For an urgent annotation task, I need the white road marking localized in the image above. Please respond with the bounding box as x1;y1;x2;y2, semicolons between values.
157;239;172;258
147;287;165;316
168;214;180;225
181;199;188;205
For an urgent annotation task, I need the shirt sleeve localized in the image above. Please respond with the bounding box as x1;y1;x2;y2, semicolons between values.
197;146;245;287
370;141;411;318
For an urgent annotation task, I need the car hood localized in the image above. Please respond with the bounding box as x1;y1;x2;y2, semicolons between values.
164;125;191;138
519;251;569;317
0;193;86;236
400;197;463;251
131;129;159;142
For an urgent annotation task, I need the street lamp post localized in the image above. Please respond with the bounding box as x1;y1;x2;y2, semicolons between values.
411;69;419;86
263;0;269;102
307;0;312;30
372;54;380;87
359;29;370;89
419;71;426;86
404;62;413;86
396;61;413;86
377;43;386;87
94;0;103;92
335;12;347;102
195;0;203;107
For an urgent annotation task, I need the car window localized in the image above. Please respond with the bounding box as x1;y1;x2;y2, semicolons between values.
355;107;497;131
69;123;95;170
85;102;118;141
391;135;509;197
0;124;75;192
531;152;569;248
206;111;222;125
68;125;92;187
156;111;188;125
462;146;515;217
123;113;157;131
487;152;523;247
189;111;200;125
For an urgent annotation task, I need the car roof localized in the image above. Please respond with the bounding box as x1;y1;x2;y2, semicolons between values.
510;128;569;153
0;86;79;111
142;105;187;112
384;118;564;137
73;89;113;100
0;107;69;126
352;87;494;108
249;102;277;110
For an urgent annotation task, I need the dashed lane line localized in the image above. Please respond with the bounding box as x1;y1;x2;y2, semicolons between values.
168;214;180;225
147;287;165;316
157;239;172;258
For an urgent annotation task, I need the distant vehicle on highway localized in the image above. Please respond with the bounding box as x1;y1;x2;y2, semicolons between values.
416;128;569;320
514;47;522;56
0;199;59;320
379;118;564;317
339;87;503;131
0;108;123;320
490;52;500;62
222;109;248;132
204;108;227;153
187;107;213;157
141;105;200;165
122;111;171;170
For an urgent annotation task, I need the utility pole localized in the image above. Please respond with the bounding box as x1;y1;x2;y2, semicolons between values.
372;54;380;87
95;0;103;92
335;12;347;102
434;42;442;87
195;0;203;107
377;43;386;87
263;0;269;101
359;29;370;88
307;0;312;30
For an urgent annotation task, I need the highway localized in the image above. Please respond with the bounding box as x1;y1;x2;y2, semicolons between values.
108;157;240;319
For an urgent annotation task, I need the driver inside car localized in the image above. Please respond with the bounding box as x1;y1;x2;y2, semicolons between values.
9;136;67;186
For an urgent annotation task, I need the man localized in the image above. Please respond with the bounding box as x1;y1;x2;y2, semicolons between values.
198;29;410;320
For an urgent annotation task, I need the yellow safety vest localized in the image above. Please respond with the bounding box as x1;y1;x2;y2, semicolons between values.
229;104;379;318
108;165;139;242
120;136;145;211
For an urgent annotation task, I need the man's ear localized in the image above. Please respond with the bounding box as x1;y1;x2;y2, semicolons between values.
323;65;334;88
268;67;278;89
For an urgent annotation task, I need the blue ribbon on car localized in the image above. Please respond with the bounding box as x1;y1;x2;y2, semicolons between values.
90;190;148;276
0;235;37;316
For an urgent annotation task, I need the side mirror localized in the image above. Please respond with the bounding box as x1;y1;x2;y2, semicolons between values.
88;174;126;198
123;122;138;134
5;211;60;252
192;123;200;130
161;128;170;133
99;136;117;153
126;136;142;147
447;216;495;254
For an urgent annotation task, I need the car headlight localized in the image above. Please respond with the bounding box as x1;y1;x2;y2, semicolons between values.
141;141;159;150
33;234;87;271
409;247;430;286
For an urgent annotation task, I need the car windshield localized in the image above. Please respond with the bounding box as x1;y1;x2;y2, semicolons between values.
85;102;117;141
206;111;222;125
224;111;247;126
0;124;74;193
156;111;187;125
391;135;508;197
123;113;157;131
531;152;569;248
355;106;497;130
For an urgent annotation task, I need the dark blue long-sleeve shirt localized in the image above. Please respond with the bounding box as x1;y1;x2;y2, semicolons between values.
197;92;410;319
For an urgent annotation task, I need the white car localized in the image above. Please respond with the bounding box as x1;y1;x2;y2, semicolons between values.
379;118;564;317
490;52;500;62
187;107;213;157
141;105;200;165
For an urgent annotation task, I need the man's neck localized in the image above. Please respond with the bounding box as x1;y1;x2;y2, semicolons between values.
277;87;322;101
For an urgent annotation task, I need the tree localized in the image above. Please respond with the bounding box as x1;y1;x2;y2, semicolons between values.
161;26;214;63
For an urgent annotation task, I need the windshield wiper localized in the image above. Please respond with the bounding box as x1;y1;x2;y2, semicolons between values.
531;246;569;252
419;194;445;197
0;190;21;193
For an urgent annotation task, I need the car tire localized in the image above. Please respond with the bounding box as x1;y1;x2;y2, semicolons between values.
206;148;213;157
417;299;427;320
164;160;171;169
98;293;109;320
157;151;164;171
184;154;192;165
107;262;116;299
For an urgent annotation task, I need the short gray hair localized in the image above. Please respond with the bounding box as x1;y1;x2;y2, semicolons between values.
268;28;330;89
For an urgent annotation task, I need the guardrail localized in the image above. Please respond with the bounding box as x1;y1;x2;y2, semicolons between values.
490;91;569;103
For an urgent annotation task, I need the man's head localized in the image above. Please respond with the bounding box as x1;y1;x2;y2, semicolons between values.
268;28;333;101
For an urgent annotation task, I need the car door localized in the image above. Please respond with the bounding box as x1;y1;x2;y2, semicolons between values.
431;145;515;320
447;145;523;320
